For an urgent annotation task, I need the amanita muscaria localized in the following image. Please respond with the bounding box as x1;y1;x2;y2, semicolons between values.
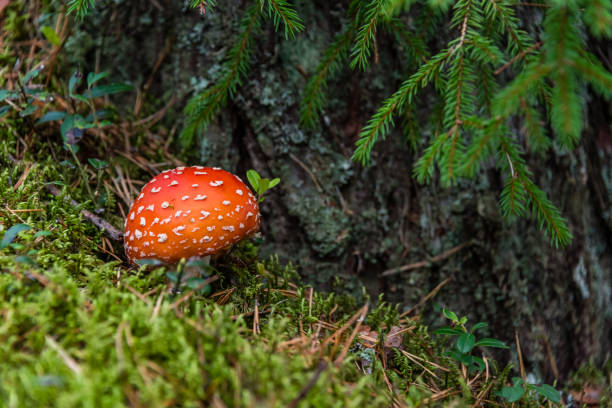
124;166;260;264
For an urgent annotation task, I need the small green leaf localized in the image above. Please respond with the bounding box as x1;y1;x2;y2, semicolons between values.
268;178;280;189
135;259;163;266
0;105;11;118
23;67;42;84
72;94;89;104
34;230;51;238
87;72;110;87
246;169;261;191
474;338;509;349
88;158;109;170
89;83;134;98
433;327;463;336
456;332;475;353
68;71;82;96
41;26;61;46
471;322;488;332
15;255;37;266
258;179;270;196
19;104;38;117
36;111;66;125
1;224;32;249
443;308;459;322
0;90;17;101
498;378;525;403
531;384;561;403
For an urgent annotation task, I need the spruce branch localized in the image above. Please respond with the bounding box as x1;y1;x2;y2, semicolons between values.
260;0;304;39
181;3;261;146
584;0;612;38
66;0;96;19
352;49;452;165
350;0;391;70
498;136;572;247
519;98;550;154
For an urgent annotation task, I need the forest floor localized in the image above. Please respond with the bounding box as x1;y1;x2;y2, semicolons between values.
1;2;610;407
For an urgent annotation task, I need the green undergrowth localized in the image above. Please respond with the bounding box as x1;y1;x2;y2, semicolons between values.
0;149;564;407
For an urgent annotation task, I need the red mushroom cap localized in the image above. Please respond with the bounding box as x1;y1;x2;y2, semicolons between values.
123;166;260;264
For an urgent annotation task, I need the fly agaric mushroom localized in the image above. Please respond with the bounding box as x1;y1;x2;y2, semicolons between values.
123;166;260;264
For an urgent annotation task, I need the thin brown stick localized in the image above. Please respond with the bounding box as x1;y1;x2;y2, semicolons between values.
515;331;526;381
44;183;123;241
287;360;328;408
382;241;473;277
400;277;452;317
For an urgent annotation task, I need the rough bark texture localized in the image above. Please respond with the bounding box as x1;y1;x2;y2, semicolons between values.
69;0;612;382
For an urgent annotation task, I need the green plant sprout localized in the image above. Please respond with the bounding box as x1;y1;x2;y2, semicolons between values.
35;70;132;198
435;308;561;404
434;308;509;374
498;376;561;404
246;169;280;202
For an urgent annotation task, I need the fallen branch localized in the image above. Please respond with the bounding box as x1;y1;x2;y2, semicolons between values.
380;240;473;277
46;183;123;241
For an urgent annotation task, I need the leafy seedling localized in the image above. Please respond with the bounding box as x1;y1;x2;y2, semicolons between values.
246;169;280;202
434;308;508;374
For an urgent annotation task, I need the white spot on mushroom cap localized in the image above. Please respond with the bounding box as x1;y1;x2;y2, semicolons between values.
194;195;207;201
192;184;199;187
158;233;168;243
151;217;160;226
236;189;243;196
177;167;185;171
169;180;179;186
137;206;145;214
130;212;135;220
172;226;186;236
160;217;172;225
149;231;156;237
194;171;207;175
200;211;210;219
222;226;235;232
161;202;169;208
246;212;253;218
200;236;213;243
174;210;182;217
190;218;196;223
240;223;245;229
124;230;131;237
212;167;221;170
140;217;146;226
138;193;144;200
210;180;223;187
163;175;169;179
222;200;231;206
146;204;155;211
151;187;161;193
217;215;223;220
134;229;143;239
182;196;190;201
192;227;200;232
207;226;215;231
